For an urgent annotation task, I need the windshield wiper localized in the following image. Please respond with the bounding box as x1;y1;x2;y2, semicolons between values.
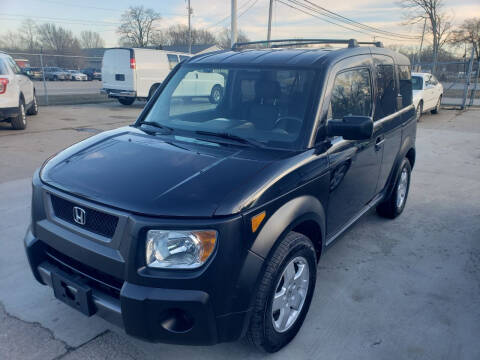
137;121;174;133
195;130;265;148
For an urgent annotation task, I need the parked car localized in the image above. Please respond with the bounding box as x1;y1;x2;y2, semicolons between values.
67;70;88;81
0;52;38;130
22;67;44;81
101;48;190;105
172;69;225;104
24;39;416;352
412;72;443;120
43;67;69;81
81;68;101;81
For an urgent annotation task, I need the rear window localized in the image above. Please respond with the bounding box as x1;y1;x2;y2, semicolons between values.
398;66;413;107
0;60;9;75
374;64;396;120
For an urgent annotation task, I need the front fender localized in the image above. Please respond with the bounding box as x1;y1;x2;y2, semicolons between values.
249;195;326;259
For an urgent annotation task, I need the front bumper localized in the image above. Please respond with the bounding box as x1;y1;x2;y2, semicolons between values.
101;88;136;98
24;229;258;344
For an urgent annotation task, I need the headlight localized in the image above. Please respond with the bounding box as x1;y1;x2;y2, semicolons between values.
146;230;217;269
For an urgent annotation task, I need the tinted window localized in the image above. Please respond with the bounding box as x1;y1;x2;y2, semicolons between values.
412;76;423;90
0;59;8;75
398;66;412;107
328;68;372;120
167;54;179;69
374;64;396;120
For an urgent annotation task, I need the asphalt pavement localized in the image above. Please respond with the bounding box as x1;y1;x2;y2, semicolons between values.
0;104;479;359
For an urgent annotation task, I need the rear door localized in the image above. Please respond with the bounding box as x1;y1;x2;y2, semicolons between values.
372;54;402;193
325;57;383;239
101;49;135;92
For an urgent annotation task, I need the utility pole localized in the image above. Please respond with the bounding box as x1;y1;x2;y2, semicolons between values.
267;0;273;46
231;0;237;48
417;18;426;72
187;0;192;54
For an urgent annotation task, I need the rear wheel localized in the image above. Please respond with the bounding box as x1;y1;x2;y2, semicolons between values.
415;101;423;121
431;95;441;114
246;231;317;353
118;97;135;106
27;93;39;115
376;158;411;219
10;99;27;130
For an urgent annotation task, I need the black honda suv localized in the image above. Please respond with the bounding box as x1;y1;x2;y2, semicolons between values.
25;39;416;352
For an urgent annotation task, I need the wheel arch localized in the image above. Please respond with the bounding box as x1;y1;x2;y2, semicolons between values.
250;195;326;261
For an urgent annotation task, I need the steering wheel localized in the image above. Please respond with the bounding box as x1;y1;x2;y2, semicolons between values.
274;116;303;132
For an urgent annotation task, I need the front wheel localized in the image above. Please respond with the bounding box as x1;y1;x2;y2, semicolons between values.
376;158;412;219
416;101;423;121
27;93;39;115
431;95;441;114
246;231;317;353
118;97;135;106
209;85;223;104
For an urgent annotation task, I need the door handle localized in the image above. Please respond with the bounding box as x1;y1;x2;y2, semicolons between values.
375;137;384;151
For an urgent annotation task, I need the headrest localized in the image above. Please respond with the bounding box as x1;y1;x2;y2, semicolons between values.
255;80;281;103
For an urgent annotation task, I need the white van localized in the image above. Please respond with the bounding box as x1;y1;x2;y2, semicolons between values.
101;48;190;105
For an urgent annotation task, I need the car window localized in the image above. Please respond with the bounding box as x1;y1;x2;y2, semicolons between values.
6;57;21;74
0;59;9;75
412;76;423;90
328;68;372;120
398;65;412;108
167;54;179;70
374;64;396;120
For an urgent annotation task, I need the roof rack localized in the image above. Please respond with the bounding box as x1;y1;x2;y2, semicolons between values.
232;38;383;50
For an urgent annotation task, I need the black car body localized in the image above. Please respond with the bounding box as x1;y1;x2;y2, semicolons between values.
25;39;416;351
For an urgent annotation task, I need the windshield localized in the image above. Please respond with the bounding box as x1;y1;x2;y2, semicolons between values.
141;65;317;150
412;76;423;90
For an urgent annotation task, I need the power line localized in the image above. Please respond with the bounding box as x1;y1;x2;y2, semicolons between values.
302;0;420;40
280;0;416;42
277;0;413;42
207;0;260;31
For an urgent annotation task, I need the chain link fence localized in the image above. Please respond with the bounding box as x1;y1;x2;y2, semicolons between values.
413;54;480;109
8;52;104;105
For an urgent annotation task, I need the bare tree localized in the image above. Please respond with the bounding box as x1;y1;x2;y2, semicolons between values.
79;31;105;49
400;0;453;72
217;28;250;49
162;25;216;46
37;23;82;68
18;19;38;51
0;31;23;49
118;6;161;47
451;18;480;60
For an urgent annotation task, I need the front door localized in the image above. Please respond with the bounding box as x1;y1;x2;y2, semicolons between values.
324;64;383;239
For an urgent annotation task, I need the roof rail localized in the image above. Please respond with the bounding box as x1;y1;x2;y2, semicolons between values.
232;38;359;50
358;41;384;48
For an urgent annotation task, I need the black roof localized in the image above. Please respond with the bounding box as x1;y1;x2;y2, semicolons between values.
187;45;410;68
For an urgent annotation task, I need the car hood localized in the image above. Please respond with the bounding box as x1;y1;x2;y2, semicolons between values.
40;127;272;217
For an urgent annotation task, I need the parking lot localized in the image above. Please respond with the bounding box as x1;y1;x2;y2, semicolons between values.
0;104;479;359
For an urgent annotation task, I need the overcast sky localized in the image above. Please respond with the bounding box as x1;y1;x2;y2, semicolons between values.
1;0;479;47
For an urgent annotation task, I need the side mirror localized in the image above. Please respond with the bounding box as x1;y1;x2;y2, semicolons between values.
327;116;373;140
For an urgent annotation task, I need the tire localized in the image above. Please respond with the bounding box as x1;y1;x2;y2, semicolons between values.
376;158;412;219
10;98;27;130
431;95;441;114
26;93;39;115
53;75;58;81
118;97;135;106
415;101;423;121
246;231;317;353
209;84;223;104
